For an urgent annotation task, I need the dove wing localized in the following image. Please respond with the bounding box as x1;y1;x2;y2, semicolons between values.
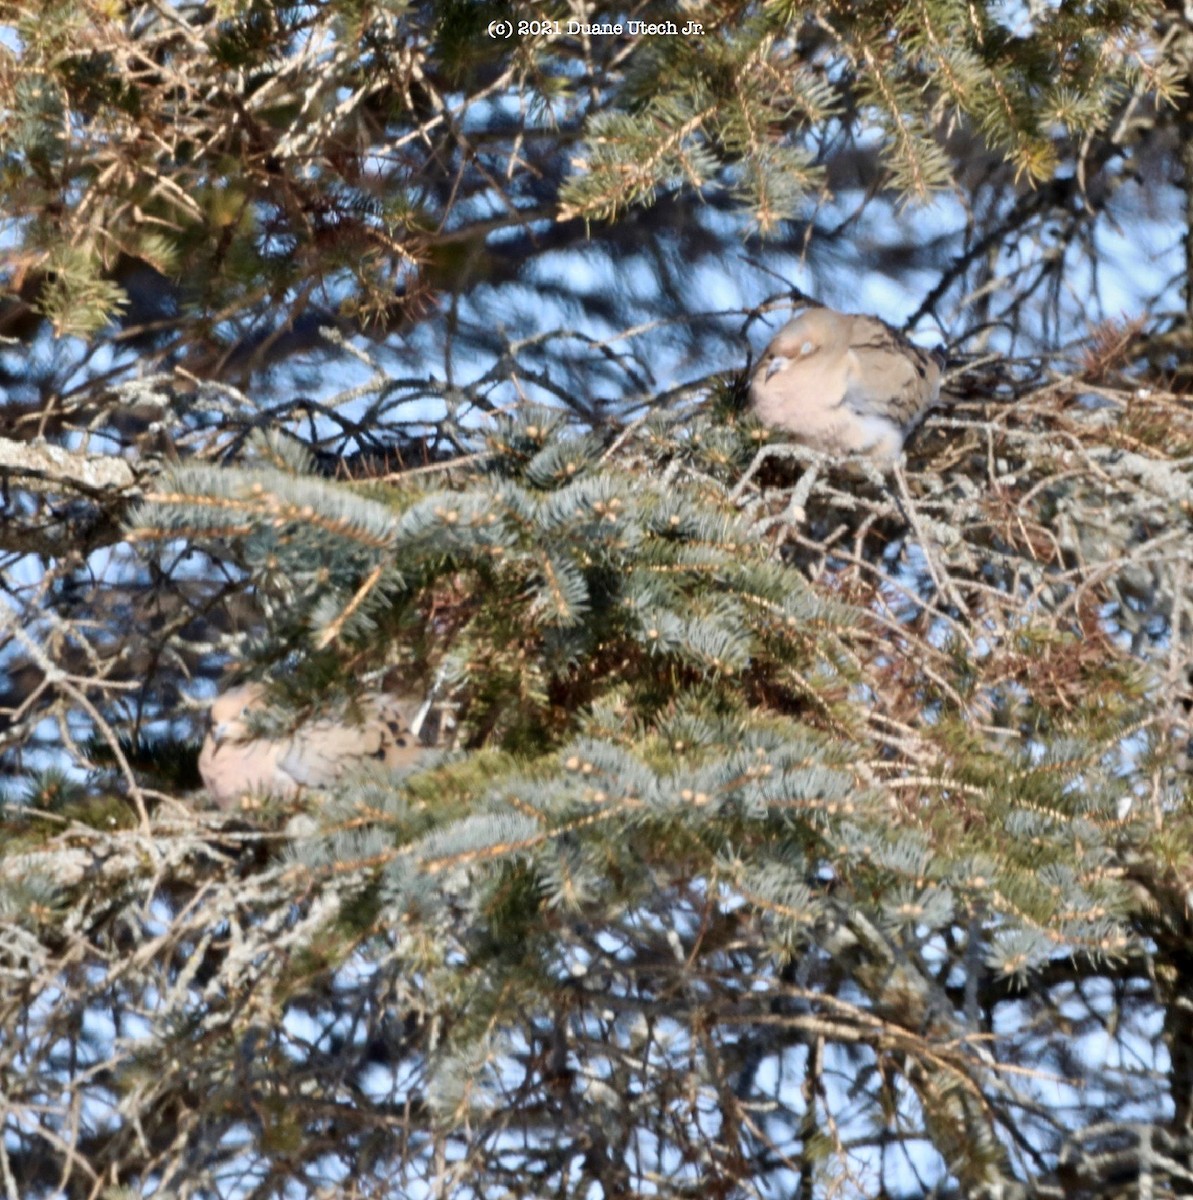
277;696;424;789
844;315;941;431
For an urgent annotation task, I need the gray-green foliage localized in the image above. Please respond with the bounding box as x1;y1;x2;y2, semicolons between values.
5;0;1192;1194
2;0;1178;338
128;403;1152;1185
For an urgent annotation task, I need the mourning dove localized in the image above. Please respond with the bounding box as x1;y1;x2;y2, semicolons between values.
749;307;943;463
198;683;428;808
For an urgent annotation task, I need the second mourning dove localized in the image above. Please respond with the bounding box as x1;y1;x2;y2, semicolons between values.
198;683;427;808
749;307;943;463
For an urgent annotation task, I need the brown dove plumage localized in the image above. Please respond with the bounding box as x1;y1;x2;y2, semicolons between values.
749;307;943;463
198;683;427;808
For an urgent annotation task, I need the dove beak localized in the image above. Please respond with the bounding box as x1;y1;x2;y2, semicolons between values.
764;355;789;381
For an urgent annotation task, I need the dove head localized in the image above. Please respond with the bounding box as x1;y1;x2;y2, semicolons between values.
762;308;852;377
208;683;269;745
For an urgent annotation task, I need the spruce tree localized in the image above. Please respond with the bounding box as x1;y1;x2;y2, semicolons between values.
2;2;1192;1197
